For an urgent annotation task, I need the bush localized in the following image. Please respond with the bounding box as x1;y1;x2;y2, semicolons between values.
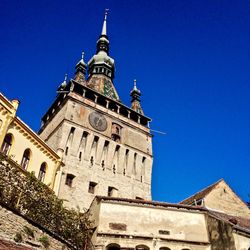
14;232;22;243
23;225;35;238
0;155;93;250
39;235;50;248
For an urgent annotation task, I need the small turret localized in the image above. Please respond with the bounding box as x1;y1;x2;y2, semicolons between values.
130;79;144;115
74;52;87;84
57;74;68;92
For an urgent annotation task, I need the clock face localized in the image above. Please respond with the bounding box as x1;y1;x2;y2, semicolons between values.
89;112;108;131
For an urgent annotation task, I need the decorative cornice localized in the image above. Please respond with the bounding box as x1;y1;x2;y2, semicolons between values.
13;117;61;161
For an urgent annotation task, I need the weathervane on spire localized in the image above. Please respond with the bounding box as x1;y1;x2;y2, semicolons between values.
81;51;84;60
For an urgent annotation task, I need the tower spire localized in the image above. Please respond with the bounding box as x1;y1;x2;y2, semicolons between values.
87;10;119;101
101;9;109;36
96;9;110;54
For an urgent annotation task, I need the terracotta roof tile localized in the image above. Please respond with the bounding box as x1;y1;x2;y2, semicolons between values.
209;210;250;232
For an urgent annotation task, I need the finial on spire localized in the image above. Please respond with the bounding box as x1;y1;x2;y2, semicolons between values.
104;9;109;20
133;79;137;90
64;73;68;82
131;79;140;93
57;73;67;92
61;73;67;88
76;51;87;67
101;9;109;36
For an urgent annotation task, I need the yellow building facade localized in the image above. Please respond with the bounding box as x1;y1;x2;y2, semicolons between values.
0;92;63;193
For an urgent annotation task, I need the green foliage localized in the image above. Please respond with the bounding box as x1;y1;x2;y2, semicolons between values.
23;225;35;238
14;232;23;243
0;154;93;250
39;235;50;248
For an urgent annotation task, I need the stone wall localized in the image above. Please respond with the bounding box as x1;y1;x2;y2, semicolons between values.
205;181;250;218
206;214;236;250
0;204;68;250
40;94;153;210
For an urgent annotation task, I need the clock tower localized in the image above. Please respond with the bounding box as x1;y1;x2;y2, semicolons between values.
38;11;153;210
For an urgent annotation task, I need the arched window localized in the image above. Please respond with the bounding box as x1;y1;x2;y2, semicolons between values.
136;245;150;250
160;248;171;250
21;149;31;170
1;133;13;155
106;244;120;250
38;162;47;182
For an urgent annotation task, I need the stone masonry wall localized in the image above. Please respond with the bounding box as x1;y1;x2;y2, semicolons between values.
206;214;236;250
205;181;250;219
0;204;68;250
40;94;153;210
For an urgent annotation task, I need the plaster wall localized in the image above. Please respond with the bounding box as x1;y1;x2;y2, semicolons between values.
6;124;59;187
98;202;209;242
0;94;61;190
90;200;210;250
233;233;250;250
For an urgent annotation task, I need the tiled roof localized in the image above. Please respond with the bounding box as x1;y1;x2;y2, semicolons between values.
180;179;224;205
209;210;250;233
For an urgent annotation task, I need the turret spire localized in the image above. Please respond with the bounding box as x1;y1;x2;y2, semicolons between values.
130;79;144;115
74;51;87;84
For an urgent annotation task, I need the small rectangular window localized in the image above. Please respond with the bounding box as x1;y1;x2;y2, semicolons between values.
108;186;117;197
158;230;170;235
65;174;75;187
88;182;97;194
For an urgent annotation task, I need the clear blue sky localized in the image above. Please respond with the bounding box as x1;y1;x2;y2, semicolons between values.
0;0;249;203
